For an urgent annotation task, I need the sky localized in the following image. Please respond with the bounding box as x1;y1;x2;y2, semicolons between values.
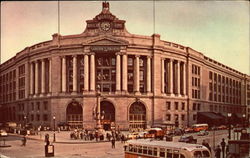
1;1;249;74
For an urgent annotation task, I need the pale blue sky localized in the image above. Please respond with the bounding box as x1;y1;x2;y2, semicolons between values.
1;1;249;74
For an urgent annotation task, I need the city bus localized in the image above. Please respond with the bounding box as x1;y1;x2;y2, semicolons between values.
124;139;211;158
192;124;208;132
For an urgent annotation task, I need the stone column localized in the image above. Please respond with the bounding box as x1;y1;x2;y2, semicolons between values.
90;53;95;91
35;60;39;95
122;54;128;92
30;62;34;95
49;58;52;94
41;59;46;94
116;53;121;92
147;56;151;93
183;62;186;96
84;54;89;91
169;59;173;95
177;60;180;95
161;59;165;93
134;55;140;93
73;55;77;93
61;56;66;93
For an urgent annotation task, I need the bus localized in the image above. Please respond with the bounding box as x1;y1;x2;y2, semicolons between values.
145;128;165;140
124;139;211;158
192;124;208;132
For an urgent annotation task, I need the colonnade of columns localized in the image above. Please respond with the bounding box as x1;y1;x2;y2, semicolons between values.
162;58;186;96
29;58;51;96
59;52;152;94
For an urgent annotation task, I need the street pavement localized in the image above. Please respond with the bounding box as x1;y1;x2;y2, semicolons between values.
0;130;231;158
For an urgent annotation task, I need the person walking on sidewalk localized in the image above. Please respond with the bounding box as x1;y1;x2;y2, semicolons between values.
111;137;115;148
21;135;27;146
220;138;226;158
215;145;222;158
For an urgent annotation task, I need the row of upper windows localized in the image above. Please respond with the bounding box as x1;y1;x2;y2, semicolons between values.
165;114;185;121
192;64;200;75
209;92;241;104
5;101;49;112
209;104;244;113
209;82;241;95
166;102;185;111
192;89;201;99
66;55;146;68
192;77;200;87
0;69;16;84
209;71;241;88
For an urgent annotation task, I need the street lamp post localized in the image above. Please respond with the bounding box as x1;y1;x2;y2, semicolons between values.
242;114;246;129
96;85;102;131
53;116;56;142
228;113;232;140
24;116;27;129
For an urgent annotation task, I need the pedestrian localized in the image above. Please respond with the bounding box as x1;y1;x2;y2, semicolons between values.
111;137;115;148
215;145;222;158
202;140;211;152
220;138;226;158
21;135;27;146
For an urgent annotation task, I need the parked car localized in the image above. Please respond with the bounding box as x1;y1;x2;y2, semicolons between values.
184;127;194;133
197;130;209;136
0;130;8;137
179;135;197;144
138;131;148;138
217;125;227;130
127;132;139;139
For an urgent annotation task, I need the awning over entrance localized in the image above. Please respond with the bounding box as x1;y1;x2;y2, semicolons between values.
197;112;225;126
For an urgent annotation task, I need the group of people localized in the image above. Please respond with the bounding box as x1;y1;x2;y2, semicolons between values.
202;138;228;158
214;138;228;158
69;128;127;144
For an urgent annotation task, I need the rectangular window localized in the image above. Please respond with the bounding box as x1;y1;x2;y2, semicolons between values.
139;70;144;81
37;102;40;110
197;103;200;111
181;102;185;110
43;114;48;121
166;114;171;121
175;102;178;110
36;114;40;121
209;82;212;91
44;101;48;110
193;114;197;121
166;102;171;110
193;103;196;111
209;71;213;80
31;103;34;110
181;114;185;121
128;57;133;66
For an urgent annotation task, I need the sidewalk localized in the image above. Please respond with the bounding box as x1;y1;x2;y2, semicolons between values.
12;131;112;144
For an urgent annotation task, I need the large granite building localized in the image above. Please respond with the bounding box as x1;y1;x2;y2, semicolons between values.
0;2;249;130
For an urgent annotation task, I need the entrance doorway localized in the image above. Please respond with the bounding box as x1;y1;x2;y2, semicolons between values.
66;101;83;128
100;101;115;130
129;102;146;131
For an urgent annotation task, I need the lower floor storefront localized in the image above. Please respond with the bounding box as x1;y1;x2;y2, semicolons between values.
3;95;245;131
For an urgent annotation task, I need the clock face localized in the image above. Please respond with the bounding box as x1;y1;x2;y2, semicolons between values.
100;22;111;31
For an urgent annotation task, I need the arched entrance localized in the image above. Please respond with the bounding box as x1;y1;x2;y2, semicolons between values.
66;101;83;128
129;102;146;130
100;101;115;130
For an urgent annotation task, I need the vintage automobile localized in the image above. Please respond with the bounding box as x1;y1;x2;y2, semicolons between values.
197;130;209;136
145;128;165;140
179;135;197;144
127;132;139;139
0;130;8;137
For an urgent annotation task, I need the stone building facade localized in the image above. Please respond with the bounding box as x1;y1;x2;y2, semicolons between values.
0;2;249;130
